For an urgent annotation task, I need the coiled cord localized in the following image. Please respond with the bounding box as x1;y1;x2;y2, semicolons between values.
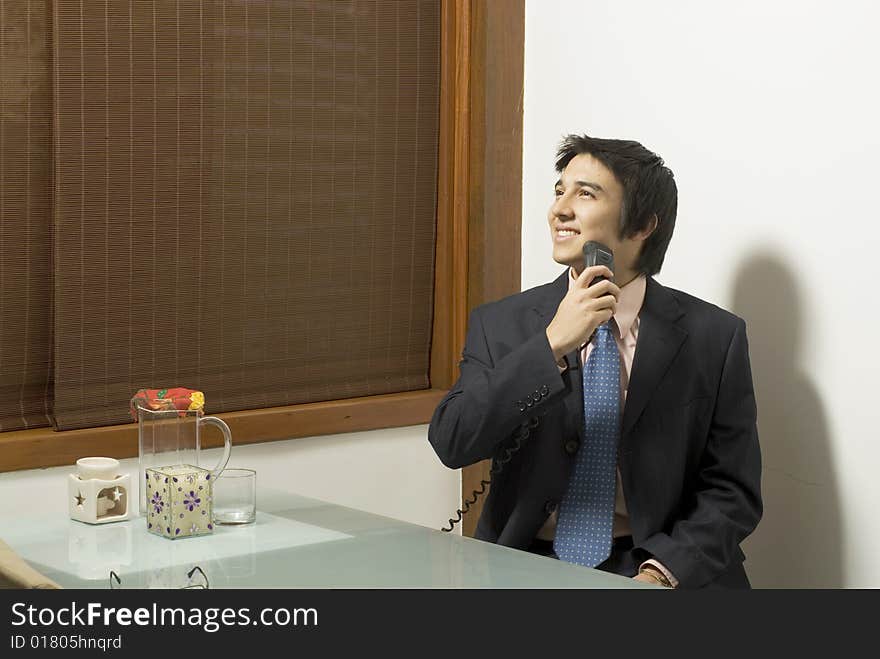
441;416;539;532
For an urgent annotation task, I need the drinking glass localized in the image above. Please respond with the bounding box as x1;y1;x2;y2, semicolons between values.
212;469;256;525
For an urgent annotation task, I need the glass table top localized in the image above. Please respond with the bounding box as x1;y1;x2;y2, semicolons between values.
1;475;647;589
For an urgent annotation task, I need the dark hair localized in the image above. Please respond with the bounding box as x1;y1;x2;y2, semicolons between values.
555;134;677;276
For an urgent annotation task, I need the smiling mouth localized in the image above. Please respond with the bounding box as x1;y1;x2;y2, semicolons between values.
554;228;580;240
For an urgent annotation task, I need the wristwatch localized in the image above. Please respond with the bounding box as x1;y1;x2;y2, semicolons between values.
639;565;673;588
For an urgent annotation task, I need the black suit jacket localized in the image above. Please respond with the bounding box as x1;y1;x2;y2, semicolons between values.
428;271;763;589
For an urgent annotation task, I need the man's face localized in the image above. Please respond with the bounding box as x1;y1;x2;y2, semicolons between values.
547;153;643;279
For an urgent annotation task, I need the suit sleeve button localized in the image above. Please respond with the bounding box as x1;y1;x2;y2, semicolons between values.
564;439;580;455
540;385;550;396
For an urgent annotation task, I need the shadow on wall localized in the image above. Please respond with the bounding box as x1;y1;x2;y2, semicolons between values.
731;253;843;587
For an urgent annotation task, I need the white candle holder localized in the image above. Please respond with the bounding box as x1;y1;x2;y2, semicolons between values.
68;457;131;524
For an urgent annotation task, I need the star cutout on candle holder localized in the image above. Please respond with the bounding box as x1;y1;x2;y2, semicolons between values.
112;487;123;501
75;492;85;507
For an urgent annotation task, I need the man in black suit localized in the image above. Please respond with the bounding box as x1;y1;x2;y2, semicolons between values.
428;134;762;589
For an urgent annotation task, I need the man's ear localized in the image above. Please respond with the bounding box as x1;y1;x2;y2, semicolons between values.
634;214;659;242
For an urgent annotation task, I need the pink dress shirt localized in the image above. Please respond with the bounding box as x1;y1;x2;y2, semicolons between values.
535;269;678;587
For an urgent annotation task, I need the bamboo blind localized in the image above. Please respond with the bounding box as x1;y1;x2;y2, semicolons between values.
4;0;441;431
0;0;53;431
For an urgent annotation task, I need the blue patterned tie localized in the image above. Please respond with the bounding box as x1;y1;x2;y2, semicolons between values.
554;322;620;567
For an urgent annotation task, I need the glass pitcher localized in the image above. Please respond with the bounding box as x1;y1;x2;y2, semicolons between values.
136;406;232;515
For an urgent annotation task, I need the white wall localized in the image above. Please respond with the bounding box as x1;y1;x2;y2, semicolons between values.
1;425;460;533
523;0;880;587
205;425;459;530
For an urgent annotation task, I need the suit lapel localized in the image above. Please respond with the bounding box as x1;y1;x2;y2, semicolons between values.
532;271;584;437
621;277;688;442
531;273;687;444
530;269;569;335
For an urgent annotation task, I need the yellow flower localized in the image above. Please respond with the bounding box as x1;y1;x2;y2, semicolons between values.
188;391;205;411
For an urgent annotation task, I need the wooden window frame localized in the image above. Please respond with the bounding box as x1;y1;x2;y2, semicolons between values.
0;0;524;475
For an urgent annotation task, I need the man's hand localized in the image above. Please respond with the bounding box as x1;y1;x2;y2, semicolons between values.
545;265;620;362
632;572;664;586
